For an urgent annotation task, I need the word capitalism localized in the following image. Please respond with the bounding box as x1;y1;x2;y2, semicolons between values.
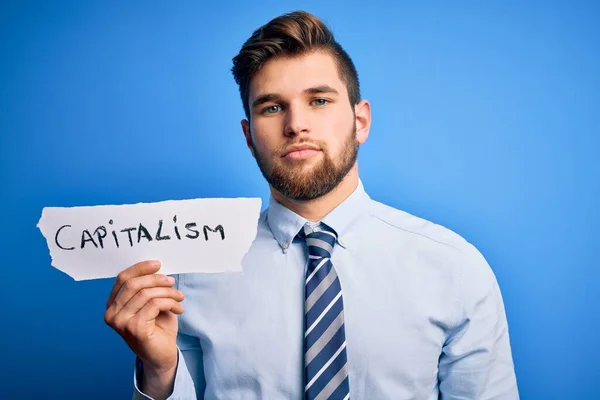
54;215;225;250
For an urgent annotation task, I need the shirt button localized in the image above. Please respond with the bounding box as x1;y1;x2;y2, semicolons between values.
283;241;290;249
339;237;346;246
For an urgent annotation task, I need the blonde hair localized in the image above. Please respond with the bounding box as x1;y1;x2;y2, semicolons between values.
231;10;361;119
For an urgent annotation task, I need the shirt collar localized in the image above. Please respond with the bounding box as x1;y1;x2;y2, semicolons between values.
266;179;370;252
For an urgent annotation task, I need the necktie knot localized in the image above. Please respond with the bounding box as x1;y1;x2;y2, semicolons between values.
298;223;337;259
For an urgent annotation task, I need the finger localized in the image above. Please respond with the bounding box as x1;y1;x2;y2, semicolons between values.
137;298;185;324
123;298;185;336
106;260;162;309
107;273;176;317
112;296;183;333
123;298;184;343
115;287;185;322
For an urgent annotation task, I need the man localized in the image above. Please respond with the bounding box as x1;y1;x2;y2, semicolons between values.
105;10;519;400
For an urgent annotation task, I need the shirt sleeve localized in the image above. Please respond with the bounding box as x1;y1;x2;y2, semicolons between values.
438;243;520;399
132;332;205;399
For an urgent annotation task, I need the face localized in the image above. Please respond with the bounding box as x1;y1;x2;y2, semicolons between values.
241;50;370;201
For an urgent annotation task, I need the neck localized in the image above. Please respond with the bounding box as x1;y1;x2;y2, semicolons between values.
271;164;360;222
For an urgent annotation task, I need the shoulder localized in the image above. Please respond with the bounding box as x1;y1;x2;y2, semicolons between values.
367;199;470;252
250;208;284;247
366;198;496;282
367;198;502;324
256;208;272;237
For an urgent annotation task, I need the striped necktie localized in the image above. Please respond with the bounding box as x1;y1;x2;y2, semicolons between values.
300;222;350;400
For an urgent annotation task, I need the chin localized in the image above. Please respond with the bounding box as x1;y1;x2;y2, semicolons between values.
295;162;325;177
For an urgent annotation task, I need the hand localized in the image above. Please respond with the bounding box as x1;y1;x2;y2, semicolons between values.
104;261;185;381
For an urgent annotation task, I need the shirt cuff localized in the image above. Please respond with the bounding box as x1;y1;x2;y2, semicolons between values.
132;346;196;400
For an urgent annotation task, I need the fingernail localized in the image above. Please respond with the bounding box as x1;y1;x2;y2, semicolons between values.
167;276;175;284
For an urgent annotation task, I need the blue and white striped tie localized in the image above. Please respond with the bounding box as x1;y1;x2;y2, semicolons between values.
300;223;350;400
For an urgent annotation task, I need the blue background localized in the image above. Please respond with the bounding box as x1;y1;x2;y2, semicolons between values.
1;1;598;398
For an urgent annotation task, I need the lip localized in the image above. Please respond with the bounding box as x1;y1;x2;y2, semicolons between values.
285;148;320;161
282;144;320;158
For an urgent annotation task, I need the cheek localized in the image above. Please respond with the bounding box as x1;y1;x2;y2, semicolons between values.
251;125;279;154
327;118;354;154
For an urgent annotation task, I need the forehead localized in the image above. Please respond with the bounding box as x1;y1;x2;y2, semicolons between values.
248;50;346;99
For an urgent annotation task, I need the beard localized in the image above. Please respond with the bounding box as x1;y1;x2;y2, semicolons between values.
250;126;359;201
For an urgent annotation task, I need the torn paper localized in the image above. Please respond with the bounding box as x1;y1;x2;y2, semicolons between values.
37;197;262;281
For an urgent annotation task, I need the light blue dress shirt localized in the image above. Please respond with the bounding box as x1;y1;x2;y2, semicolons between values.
133;180;519;399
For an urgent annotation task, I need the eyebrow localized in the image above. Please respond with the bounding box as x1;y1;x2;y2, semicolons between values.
251;85;340;109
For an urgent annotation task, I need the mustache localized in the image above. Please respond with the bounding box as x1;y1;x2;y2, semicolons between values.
275;139;327;155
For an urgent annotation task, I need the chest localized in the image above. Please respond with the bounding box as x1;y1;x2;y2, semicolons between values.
177;242;454;397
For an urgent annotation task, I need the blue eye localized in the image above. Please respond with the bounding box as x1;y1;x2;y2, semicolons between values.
313;99;328;106
263;105;281;114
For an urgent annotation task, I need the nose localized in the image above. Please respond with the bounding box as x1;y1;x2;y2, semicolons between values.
284;103;310;137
